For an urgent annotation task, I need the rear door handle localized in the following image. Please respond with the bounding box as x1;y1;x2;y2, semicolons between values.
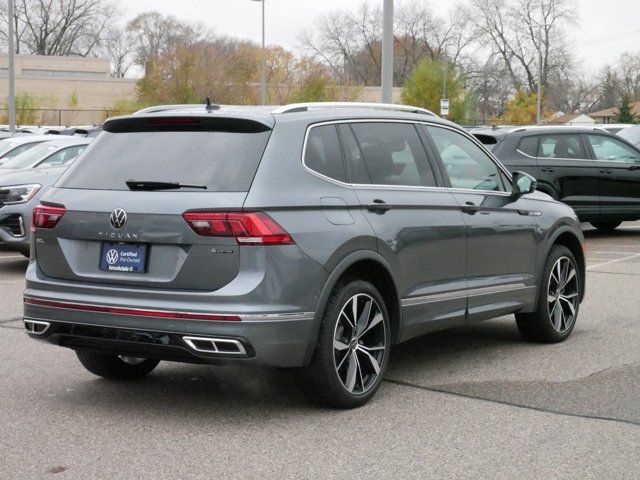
540;167;555;172
367;199;392;213
599;169;613;174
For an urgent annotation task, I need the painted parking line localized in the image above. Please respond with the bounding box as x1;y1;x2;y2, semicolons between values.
587;252;640;270
587;251;639;255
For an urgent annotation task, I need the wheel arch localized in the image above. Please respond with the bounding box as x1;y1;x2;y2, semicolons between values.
302;250;402;365
544;227;586;302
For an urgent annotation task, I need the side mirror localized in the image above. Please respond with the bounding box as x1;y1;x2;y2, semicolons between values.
512;171;537;197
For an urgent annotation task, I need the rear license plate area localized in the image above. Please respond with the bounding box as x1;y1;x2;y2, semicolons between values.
100;242;148;273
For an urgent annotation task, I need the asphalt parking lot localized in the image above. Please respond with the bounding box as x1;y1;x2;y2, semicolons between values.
2;224;640;479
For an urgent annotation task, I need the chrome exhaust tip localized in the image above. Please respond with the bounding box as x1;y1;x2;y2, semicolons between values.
182;336;247;355
24;319;50;335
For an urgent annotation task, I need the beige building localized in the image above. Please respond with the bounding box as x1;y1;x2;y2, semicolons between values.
0;54;136;125
0;54;403;125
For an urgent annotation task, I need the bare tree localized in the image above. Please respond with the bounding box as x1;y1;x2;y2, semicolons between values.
300;1;473;86
126;12;211;73
0;0;118;56
100;26;134;78
464;0;577;93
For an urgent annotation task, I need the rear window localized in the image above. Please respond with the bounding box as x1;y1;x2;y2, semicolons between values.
59;130;271;192
473;134;500;150
618;127;640;146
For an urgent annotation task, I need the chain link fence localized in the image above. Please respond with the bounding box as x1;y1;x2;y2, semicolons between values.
0;108;136;127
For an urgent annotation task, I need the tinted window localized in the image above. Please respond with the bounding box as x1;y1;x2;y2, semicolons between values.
304;125;346;182
538;134;586;159
37;145;87;168
427;126;505;192
338;124;371;184
349;123;436;187
586;134;640;163
517;136;538;157
59;130;271;191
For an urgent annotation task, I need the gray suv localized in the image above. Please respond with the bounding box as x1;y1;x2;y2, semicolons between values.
24;103;585;408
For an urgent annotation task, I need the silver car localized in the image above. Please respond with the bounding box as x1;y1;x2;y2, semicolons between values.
0;138;91;254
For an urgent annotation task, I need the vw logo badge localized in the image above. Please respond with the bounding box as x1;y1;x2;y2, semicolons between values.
106;249;119;265
110;208;127;229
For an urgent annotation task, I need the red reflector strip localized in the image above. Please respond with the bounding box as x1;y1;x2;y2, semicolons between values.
147;117;202;125
24;297;241;322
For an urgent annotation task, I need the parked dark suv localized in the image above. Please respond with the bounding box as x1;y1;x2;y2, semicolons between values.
24;103;585;408
473;126;640;231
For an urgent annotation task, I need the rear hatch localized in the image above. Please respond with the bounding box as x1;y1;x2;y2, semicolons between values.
34;113;273;291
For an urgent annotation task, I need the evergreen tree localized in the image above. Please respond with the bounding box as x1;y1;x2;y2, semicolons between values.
615;94;636;123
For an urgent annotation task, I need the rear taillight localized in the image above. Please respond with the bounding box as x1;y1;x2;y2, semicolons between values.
183;212;293;245
31;205;66;233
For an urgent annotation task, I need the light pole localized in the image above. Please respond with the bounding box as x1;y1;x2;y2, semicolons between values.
251;0;267;105
381;0;393;103
7;0;16;132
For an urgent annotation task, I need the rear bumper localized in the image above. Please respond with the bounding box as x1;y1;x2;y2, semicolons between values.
24;304;318;367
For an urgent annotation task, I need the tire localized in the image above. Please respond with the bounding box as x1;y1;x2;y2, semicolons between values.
75;350;160;380
302;279;391;409
590;221;622;231
516;245;581;343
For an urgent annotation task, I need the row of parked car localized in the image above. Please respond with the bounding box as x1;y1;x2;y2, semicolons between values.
0;126;101;254
468;124;640;231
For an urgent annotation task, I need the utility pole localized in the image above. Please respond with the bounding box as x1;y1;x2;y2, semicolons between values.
8;0;16;132
442;54;447;100
381;0;393;103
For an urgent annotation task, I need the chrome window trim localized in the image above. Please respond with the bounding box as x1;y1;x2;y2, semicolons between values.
301;119;514;196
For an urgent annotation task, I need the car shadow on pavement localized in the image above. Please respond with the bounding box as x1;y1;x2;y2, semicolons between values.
56;319;527;420
0;258;29;274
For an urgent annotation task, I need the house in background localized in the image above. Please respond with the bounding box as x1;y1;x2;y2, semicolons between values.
545;112;596;126
589;101;640;124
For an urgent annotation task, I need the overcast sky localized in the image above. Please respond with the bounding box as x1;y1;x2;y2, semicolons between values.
122;0;640;74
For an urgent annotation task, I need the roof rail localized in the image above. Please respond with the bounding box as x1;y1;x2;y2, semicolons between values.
271;102;437;117
132;104;208;116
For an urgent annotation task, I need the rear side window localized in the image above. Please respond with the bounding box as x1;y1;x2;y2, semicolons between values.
37;145;87;168
348;122;436;187
538;134;586;159
304;125;346;182
517;136;538;157
59;130;271;192
3;141;42;159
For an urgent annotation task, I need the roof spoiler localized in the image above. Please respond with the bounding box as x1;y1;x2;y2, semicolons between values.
103;115;273;134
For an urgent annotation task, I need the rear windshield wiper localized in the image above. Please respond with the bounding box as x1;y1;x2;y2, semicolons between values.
126;180;207;191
